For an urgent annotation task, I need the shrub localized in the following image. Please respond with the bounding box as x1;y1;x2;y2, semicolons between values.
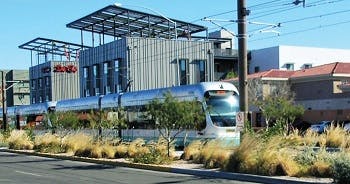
34;133;63;153
294;147;318;166
7;130;34;150
133;145;171;164
62;132;93;154
132;138;173;165
332;154;350;184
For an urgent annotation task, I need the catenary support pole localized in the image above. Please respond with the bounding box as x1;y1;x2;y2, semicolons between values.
237;0;249;122
1;71;7;131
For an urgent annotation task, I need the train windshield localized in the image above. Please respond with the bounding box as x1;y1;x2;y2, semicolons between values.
205;91;239;127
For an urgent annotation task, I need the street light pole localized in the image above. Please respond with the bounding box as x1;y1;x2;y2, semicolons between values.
1;71;7;130
114;3;179;86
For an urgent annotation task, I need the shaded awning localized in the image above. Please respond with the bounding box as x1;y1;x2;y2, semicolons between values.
19;37;91;60
66;5;207;39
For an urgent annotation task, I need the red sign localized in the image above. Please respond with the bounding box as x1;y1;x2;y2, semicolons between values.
53;64;78;73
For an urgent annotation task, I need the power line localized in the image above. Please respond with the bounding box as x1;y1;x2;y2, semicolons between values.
249;19;350;42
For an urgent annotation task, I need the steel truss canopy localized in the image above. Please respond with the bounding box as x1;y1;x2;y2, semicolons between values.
18;37;91;59
66;5;207;39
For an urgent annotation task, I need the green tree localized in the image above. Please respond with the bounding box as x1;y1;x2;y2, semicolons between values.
260;97;304;135
87;108;127;140
102;108;127;139
146;92;205;157
46;111;82;132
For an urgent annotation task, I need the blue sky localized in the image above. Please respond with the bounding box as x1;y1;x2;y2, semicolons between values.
1;0;349;70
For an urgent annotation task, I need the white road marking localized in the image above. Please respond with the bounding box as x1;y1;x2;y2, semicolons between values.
15;170;42;177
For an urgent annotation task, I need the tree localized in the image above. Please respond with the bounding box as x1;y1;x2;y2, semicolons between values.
86;108;127;140
46;111;82;132
260;96;304;135
146;92;205;157
248;78;299;131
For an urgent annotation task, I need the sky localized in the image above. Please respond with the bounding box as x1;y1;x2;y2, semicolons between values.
1;0;349;70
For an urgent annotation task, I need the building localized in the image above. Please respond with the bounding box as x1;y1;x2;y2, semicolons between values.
0;70;30;108
249;45;350;73
226;62;350;125
292;62;350;122
19;38;90;103
66;5;239;97
20;5;242;102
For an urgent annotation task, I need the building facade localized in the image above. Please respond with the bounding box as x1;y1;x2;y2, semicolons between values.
29;61;80;103
0;70;30;108
226;62;350;124
250;45;350;73
19;37;90;104
79;37;214;96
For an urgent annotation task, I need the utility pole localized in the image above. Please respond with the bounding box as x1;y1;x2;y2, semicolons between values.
237;0;249;122
1;71;7;131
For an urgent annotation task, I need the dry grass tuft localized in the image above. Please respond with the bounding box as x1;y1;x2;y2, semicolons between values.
34;133;63;153
115;144;128;158
226;134;260;173
302;130;320;147
309;160;332;177
62;132;93;154
7;130;34;150
127;138;149;158
101;144;116;159
183;140;203;161
325;125;347;148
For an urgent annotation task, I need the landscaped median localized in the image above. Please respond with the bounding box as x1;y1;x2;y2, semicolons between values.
0;148;332;184
4;128;350;183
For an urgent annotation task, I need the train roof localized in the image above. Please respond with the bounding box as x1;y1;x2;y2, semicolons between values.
56;96;100;112
120;82;238;107
100;93;120;109
16;101;57;115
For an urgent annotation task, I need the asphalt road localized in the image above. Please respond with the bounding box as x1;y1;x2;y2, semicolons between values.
0;152;259;184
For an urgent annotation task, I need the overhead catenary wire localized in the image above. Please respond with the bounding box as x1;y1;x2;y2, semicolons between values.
249;19;350;42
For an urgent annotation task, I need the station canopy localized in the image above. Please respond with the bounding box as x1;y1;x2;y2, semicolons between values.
19;37;91;59
66;5;207;39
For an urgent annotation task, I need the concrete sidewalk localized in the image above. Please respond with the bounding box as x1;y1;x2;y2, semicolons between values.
0;148;333;184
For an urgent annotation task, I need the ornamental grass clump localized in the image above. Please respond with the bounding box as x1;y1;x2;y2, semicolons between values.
198;140;233;169
115;144;128;158
34;133;63;153
62;132;93;155
183;140;203;161
75;144;102;158
7;130;34;150
325;125;347;148
225;133;260;173
101;144;116;159
127;138;150;158
0;132;6;146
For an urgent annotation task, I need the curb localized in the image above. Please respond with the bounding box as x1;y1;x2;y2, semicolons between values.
0;148;332;184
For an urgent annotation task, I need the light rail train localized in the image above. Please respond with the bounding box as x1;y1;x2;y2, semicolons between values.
0;82;240;146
